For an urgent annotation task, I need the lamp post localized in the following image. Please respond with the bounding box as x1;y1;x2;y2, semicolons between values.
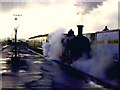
13;14;22;59
7;14;27;71
14;25;19;58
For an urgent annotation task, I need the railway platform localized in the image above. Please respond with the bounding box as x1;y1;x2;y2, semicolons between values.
0;45;116;90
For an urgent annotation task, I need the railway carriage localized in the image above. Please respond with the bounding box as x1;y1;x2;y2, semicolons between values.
96;29;120;62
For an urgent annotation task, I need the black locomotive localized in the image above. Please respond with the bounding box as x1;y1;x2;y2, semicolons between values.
61;25;91;64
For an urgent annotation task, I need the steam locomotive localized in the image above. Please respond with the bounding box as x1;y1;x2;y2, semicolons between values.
28;26;120;63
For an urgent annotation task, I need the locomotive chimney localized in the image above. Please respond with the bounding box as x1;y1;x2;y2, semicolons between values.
77;25;84;36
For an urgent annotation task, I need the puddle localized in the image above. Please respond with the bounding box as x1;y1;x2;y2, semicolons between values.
33;61;43;64
19;70;26;73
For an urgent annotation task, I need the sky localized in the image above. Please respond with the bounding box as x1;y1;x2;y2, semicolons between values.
0;0;119;39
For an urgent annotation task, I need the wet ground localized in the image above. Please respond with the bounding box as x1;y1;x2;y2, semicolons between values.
0;45;107;89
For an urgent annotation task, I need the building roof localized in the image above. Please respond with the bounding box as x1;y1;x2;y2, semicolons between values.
29;34;48;39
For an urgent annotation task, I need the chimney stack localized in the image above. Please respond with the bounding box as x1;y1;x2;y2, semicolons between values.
77;25;84;36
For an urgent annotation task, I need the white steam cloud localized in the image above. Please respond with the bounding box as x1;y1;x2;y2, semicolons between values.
42;28;65;60
71;45;113;79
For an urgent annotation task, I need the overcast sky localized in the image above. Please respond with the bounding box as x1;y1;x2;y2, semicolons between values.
0;0;119;39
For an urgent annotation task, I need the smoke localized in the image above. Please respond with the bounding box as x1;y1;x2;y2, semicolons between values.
70;44;120;87
71;45;113;79
42;42;51;57
42;28;66;60
43;27;113;78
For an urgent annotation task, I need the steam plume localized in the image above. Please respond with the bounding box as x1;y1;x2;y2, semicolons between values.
42;28;65;60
